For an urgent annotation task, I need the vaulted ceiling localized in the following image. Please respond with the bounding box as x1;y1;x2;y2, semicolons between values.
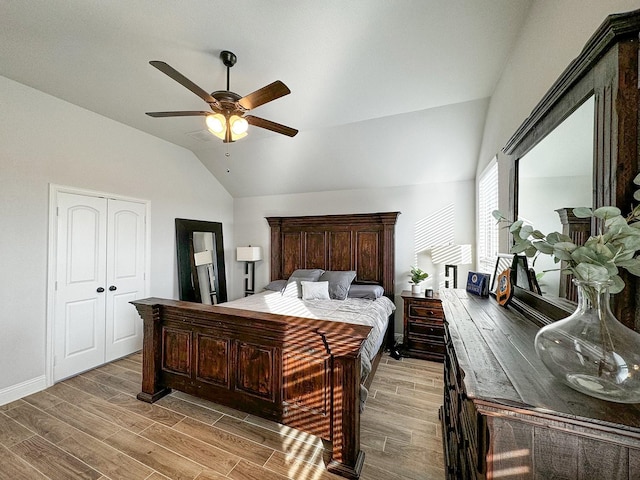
0;0;533;197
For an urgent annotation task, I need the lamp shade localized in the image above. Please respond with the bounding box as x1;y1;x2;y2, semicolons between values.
193;250;213;266
237;246;262;262
431;244;472;265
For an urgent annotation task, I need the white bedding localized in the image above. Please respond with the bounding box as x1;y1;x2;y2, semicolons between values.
220;290;395;379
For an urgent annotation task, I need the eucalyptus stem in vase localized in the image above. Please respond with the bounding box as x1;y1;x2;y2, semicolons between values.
491;173;640;402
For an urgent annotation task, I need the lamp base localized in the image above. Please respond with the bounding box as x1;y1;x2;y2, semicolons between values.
444;264;458;289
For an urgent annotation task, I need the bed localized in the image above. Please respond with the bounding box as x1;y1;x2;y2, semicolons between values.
132;211;399;479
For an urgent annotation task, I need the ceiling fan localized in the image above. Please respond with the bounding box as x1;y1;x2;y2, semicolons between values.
146;50;298;143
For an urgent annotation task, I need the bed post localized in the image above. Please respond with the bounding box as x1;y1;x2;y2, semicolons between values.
266;217;283;281
379;212;398;299
325;338;366;478
133;299;171;403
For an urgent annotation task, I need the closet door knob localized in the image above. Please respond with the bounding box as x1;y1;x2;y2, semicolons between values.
97;287;105;293
109;285;117;291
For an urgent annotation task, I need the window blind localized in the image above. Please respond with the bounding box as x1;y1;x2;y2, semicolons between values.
478;159;499;274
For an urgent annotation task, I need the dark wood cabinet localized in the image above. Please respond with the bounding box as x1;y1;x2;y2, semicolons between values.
439;289;640;480
401;291;444;361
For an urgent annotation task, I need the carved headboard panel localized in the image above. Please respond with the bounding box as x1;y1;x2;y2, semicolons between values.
266;212;400;298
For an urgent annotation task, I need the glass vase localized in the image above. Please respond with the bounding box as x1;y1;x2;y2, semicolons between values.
534;279;640;403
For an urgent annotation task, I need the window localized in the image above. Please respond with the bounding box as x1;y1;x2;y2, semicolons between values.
478;159;499;274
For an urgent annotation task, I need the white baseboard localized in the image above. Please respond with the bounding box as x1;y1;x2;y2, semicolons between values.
0;375;46;406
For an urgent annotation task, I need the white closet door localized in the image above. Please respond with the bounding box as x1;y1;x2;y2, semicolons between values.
54;193;107;381
105;199;146;361
54;192;147;381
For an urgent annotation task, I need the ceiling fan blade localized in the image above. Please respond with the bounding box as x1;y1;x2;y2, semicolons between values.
146;111;210;117
149;61;221;109
246;115;298;137
238;81;291;110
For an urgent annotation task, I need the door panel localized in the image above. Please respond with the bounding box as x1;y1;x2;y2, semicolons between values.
55;193;107;381
54;192;147;381
64;299;100;356
105;199;146;361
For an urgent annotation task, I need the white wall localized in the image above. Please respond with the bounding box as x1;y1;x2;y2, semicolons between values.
476;0;640;250
233;181;476;335
0;75;233;399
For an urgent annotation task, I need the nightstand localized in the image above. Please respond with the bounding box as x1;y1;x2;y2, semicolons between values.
401;290;445;361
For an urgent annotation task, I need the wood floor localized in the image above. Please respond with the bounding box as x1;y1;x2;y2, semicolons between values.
0;352;445;480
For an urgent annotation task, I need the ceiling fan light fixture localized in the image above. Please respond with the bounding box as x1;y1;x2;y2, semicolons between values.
230;115;249;135
205;113;226;139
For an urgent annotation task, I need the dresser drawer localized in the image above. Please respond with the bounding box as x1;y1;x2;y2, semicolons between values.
409;303;444;319
409;321;444;338
407;337;446;357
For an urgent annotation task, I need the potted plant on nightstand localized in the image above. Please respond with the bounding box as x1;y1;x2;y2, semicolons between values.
409;266;429;294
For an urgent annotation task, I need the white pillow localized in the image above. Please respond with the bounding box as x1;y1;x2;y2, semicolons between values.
282;275;317;298
301;281;330;300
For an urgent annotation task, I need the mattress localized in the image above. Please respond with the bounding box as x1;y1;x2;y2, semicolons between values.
220;290;395;379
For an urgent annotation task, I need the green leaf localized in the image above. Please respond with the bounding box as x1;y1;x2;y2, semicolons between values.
571;246;600;264
573;207;593;218
546;232;562;245
558;233;573;243
519;224;533;240
492;210;506;221
552;247;574;261
573;263;610;282
612;233;640;253
605;215;627;229
593;206;622;220
610;274;626;294
509;220;523;233
554;241;577;252
534;241;554;255
530;229;546;240
618;257;640;276
633;190;640;202
511;241;531;254
634;172;640;186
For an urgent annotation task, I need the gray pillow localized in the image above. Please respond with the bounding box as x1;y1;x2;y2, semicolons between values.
289;269;324;281
264;279;287;292
283;274;318;298
319;270;356;300
347;284;384;300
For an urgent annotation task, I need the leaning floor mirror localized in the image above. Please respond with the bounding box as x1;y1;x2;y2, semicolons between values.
175;218;227;304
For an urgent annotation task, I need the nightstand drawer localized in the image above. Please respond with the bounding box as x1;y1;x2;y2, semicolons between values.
409;304;444;319
409;321;444;338
407;337;446;357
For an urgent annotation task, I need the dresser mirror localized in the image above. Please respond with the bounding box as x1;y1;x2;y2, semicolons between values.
503;9;640;329
516;96;594;299
175;218;228;304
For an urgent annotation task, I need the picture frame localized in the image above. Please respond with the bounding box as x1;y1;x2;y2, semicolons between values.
490;253;514;294
512;254;542;295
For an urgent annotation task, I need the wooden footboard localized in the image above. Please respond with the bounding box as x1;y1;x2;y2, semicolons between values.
132;297;373;479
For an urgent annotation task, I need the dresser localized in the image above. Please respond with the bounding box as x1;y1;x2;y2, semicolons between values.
401;290;445;361
439;289;640;480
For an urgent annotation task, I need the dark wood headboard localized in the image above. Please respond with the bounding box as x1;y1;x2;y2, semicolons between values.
266;212;400;298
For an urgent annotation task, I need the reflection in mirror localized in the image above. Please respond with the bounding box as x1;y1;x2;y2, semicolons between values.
517;96;594;300
193;232;218;304
175;219;227;304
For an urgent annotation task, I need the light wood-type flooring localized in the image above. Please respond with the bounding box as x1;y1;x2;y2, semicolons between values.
0;352;445;480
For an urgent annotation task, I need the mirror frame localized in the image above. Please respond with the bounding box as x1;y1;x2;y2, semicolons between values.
175;218;228;304
502;10;640;328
